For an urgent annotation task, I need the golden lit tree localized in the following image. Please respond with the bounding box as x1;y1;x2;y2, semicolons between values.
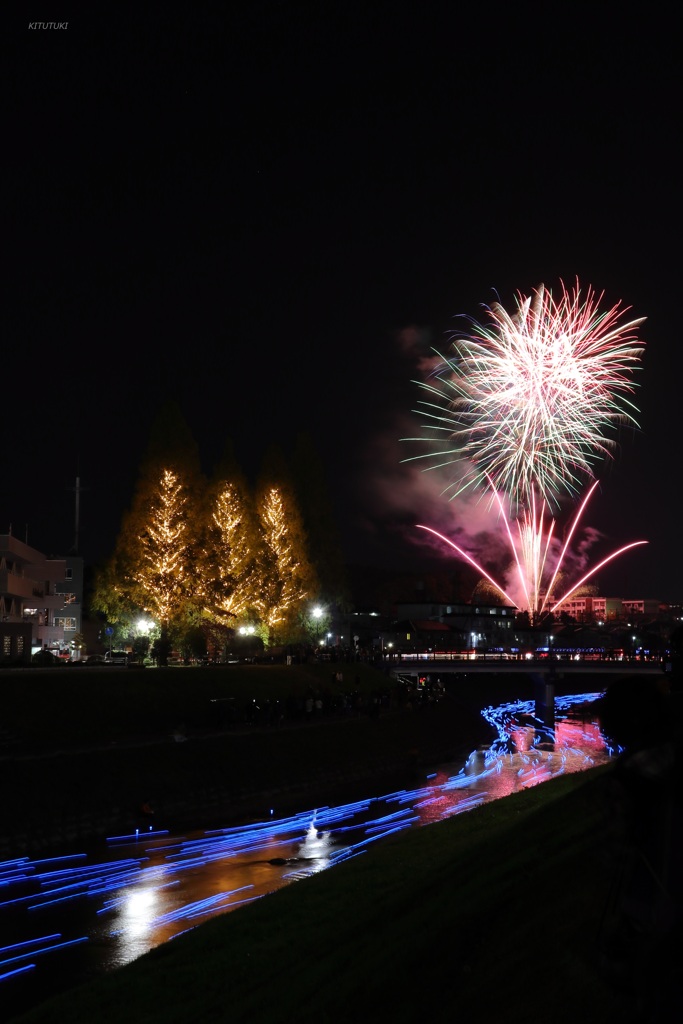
93;404;206;656
203;480;263;625
256;482;316;641
92;466;198;664
134;468;194;626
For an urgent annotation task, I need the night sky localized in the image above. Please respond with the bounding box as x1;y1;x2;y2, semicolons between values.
4;6;681;602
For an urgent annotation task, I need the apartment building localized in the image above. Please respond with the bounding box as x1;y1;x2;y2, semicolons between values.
556;595;624;622
0;533;83;664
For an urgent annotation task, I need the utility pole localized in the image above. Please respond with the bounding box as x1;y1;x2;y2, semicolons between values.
68;475;88;554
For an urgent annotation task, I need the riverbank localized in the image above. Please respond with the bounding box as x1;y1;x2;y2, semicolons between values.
0;662;494;859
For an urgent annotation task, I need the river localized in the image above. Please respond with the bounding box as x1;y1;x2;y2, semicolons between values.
0;688;614;1021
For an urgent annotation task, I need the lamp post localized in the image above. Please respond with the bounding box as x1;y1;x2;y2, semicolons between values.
311;605;323;643
135;618;155;664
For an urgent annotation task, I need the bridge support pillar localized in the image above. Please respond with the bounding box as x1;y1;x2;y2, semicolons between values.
533;675;555;728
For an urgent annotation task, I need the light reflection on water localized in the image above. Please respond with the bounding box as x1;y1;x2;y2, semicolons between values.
0;691;614;1014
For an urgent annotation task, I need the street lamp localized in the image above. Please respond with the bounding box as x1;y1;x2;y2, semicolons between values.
311;605;324;642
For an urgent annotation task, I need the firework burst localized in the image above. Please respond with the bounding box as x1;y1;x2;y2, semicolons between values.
410;278;645;511
406;279;647;619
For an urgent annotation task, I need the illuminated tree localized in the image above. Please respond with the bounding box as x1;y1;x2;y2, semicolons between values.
92;404;205;655
203;480;263;626
134;468;194;626
96;465;200;665
256;481;316;642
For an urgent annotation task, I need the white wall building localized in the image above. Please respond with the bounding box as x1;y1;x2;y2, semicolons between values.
0;533;84;661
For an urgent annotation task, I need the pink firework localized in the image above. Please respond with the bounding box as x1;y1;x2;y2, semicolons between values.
408;280;647;618
417;486;647;616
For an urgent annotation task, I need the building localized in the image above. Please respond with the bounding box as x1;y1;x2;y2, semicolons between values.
381;595;677;658
0;533;84;664
383;600;517;653
556;595;624;622
621;598;666;620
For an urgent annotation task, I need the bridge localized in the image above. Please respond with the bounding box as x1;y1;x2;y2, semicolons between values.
388;657;664;680
387;656;668;728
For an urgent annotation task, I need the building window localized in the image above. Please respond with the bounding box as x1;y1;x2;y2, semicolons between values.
62;593;76;604
16;637;24;654
65;568;73;580
3;636;10;656
55;616;77;631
